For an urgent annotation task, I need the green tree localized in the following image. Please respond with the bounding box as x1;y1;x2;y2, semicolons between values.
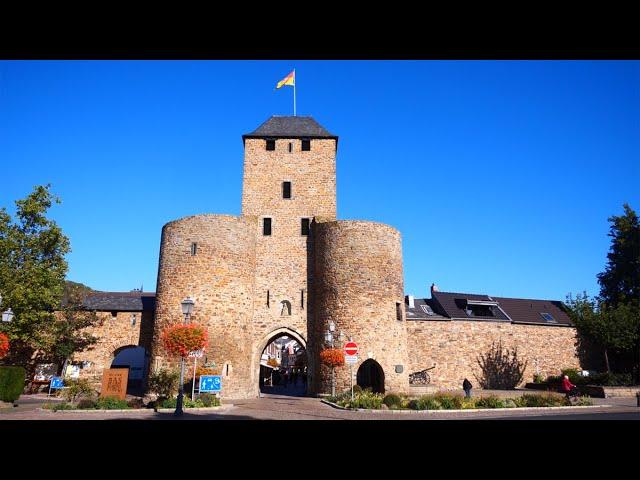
44;282;100;376
0;185;100;378
597;203;640;307
566;292;639;373
0;185;69;369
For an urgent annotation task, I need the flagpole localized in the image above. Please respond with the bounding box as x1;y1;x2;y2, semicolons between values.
293;69;297;116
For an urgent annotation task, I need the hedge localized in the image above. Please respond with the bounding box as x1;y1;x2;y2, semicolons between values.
0;366;25;403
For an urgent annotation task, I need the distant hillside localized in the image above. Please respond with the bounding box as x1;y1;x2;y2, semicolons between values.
63;280;94;305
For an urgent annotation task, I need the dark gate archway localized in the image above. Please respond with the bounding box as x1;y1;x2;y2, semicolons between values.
111;345;149;396
357;359;385;394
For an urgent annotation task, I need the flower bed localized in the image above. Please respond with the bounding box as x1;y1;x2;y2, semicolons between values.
327;390;593;410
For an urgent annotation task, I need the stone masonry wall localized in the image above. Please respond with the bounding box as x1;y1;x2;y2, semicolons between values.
73;310;149;386
313;220;410;395
151;214;257;399
406;320;580;390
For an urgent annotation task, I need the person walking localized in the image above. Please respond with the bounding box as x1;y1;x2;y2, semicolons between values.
463;378;473;398
561;374;577;400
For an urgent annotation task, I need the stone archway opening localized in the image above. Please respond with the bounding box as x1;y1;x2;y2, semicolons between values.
258;328;307;397
357;359;385;394
111;345;150;396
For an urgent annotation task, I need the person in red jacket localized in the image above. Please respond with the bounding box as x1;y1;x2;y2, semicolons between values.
561;375;577;400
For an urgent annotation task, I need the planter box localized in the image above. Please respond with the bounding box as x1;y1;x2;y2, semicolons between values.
525;383;640;398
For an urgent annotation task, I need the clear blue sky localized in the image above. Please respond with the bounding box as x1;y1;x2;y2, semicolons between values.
1;60;638;301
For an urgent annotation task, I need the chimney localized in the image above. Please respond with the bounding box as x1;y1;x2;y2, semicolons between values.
406;295;415;308
430;283;439;297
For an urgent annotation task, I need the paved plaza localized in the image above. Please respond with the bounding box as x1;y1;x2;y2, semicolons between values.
1;390;639;420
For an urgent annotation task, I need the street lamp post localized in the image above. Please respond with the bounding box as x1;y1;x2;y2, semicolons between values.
324;320;336;397
175;296;195;417
1;295;14;324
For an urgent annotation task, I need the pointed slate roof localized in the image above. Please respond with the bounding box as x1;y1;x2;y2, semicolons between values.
243;116;337;140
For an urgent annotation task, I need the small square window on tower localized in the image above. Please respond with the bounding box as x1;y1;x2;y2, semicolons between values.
301;139;311;151
282;181;292;199
263;217;272;236
266;139;275;151
301;218;310;236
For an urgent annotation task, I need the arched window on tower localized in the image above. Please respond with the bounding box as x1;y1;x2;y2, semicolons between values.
280;300;292;316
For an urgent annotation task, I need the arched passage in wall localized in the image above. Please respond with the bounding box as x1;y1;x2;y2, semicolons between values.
257;327;307;397
111;345;150;396
357;359;385;394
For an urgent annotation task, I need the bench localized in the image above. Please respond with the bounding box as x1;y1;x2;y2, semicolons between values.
29;379;51;394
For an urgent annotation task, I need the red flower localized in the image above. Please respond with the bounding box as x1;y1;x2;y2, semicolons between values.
320;348;344;368
161;324;208;358
0;333;9;359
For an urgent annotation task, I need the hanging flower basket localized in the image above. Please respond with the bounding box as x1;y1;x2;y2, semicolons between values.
0;333;9;359
161;324;208;358
320;348;344;368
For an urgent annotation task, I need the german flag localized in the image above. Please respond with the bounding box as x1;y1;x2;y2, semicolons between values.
276;70;295;89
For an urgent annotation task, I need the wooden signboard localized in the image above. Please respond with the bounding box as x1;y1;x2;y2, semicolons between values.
100;368;129;399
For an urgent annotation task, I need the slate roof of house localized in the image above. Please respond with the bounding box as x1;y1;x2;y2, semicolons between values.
243;116;337;139
406;291;572;326
82;292;156;312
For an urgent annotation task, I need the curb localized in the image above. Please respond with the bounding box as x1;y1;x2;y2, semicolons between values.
321;400;611;413
38;405;232;413
156;405;231;413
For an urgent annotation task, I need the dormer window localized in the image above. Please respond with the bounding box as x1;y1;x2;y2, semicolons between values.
266;139;275;151
420;304;435;316
540;312;557;323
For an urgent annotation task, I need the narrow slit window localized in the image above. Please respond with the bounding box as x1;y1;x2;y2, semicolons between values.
283;181;291;199
267;290;270;308
263;217;272;236
288;142;293;153
301;139;311;151
396;302;403;321
301;218;310;236
301;289;305;309
266;139;275;151
190;242;197;256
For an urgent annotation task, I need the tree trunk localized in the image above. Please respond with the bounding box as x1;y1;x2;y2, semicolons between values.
604;348;610;373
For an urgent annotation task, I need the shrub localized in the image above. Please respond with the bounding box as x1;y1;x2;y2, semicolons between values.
127;397;145;409
352;385;362;394
338;390;384;409
0;333;9;359
50;402;75;411
161;324;208;357
383;393;402;409
320;348;344;368
147;369;180;400
533;373;545;384
433;393;464;409
461;398;478;409
520;393;564;407
475;396;505;409
503;398;518;408
77;398;97;409
158;395;219;408
198;393;220;407
0;366;25;403
475;340;528;389
63;378;95;403
95;397;130;409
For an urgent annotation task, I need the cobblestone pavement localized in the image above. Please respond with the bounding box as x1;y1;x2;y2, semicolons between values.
1;391;639;420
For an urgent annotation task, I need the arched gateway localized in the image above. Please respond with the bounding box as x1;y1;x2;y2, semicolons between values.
257;327;307;397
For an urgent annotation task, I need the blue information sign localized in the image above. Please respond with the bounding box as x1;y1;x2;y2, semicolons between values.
199;375;222;393
50;377;64;389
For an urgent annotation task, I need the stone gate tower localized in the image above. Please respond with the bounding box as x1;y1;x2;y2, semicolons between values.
151;116;409;399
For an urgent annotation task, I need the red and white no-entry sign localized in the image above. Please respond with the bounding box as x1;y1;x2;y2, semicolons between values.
344;342;358;356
